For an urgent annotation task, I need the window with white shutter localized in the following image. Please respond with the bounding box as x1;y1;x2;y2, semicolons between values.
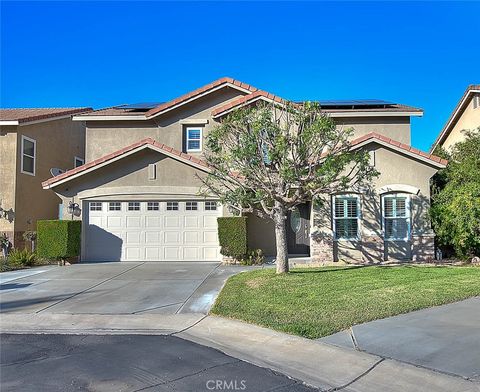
382;194;411;240
333;196;360;240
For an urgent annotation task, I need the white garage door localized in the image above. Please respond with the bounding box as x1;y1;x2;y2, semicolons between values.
84;200;221;261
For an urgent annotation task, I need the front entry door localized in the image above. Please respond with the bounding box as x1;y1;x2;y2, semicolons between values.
287;203;311;255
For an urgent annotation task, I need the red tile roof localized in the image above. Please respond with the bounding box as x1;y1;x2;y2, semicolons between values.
0;108;92;124
145;77;259;118
211;90;288;117
352;132;448;166
43;131;446;190
42;138;210;188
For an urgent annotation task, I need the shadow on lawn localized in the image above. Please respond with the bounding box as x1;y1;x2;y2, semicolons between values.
290;265;371;274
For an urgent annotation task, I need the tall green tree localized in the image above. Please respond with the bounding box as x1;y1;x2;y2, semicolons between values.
202;102;376;273
431;129;480;259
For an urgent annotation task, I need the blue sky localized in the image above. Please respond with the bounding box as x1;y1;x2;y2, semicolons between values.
1;1;479;151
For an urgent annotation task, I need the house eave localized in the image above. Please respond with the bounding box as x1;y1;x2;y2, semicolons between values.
328;111;423;118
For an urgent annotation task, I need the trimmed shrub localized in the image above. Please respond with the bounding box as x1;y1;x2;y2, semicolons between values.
8;249;36;267
37;220;81;260
217;217;247;258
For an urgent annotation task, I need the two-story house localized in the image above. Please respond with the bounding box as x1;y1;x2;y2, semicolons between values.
0;108;91;249
431;84;480;152
42;78;446;263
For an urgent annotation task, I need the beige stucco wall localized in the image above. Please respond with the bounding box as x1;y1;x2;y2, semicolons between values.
51;148;220;220
250;144;438;260
312;144;437;262
7;118;85;237
335;116;411;145
84;87;246;162
247;213;276;256
442;95;480;151
0;127;18;235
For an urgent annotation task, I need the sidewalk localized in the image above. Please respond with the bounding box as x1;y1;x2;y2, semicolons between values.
1;313;478;392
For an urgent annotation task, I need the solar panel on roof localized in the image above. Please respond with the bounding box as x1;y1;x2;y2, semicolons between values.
116;102;163;110
318;99;394;107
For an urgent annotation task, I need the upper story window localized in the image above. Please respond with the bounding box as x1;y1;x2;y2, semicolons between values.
74;156;85;168
382;194;411;241
473;94;480;109
333;195;360;240
21;135;36;176
186;127;202;152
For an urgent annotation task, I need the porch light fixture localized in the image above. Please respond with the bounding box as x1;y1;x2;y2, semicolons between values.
67;201;81;219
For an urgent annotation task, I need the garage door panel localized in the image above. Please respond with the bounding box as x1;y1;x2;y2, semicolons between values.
164;247;180;260
125;247;142;260
184;216;199;228
204;247;219;260
145;216;161;228
163;231;180;244
183;247;199;260
203;216;217;228
84;200;220;262
89;216;103;227
164;216;181;228
126;216;142;228
107;216;122;228
145;247;161;260
203;231;218;244
184;231;199;244
126;231;141;244
145;231;161;244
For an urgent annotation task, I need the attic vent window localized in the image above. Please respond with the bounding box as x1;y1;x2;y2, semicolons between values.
473;94;480;109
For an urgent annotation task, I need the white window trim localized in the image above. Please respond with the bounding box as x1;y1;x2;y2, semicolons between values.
74;156;85;168
186;127;202;152
332;194;361;241
21;135;36;176
381;193;411;241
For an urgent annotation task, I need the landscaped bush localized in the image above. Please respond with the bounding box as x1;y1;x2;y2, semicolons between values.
7;249;36;267
240;248;265;265
37;220;81;260
217;217;247;259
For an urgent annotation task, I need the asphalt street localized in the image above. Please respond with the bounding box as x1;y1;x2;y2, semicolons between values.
0;334;317;392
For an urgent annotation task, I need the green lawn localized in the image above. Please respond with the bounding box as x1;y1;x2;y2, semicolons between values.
211;265;480;339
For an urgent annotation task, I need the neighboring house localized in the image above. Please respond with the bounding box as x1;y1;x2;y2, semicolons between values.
42;78;446;263
0;108;91;249
431;84;480;152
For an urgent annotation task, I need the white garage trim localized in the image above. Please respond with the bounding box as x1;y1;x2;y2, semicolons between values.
82;199;222;262
77;186;208;200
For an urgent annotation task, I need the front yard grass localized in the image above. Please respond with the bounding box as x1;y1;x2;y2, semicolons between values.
211;265;480;339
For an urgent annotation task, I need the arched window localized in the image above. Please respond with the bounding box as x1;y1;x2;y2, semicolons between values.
382;193;411;241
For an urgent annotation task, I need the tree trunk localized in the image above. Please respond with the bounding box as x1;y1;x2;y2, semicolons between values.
274;203;289;274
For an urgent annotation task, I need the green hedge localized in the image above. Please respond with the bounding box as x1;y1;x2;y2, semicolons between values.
217;217;247;258
37;220;81;259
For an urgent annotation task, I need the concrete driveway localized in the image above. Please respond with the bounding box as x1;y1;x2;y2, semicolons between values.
320;297;480;381
0;262;243;315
